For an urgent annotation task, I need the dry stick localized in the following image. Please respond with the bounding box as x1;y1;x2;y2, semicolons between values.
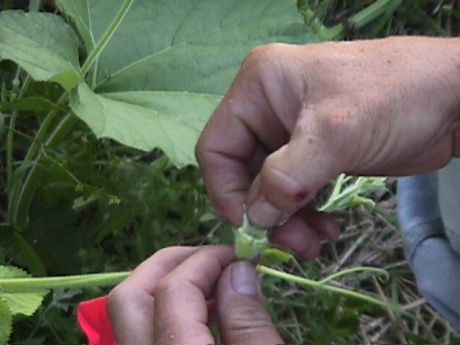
359;325;372;345
370;322;391;343
333;231;371;272
371;276;408;344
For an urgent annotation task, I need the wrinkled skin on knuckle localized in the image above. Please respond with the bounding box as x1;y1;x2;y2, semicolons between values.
108;284;148;321
107;285;126;317
260;152;307;209
154;274;177;298
242;43;287;72
220;301;277;337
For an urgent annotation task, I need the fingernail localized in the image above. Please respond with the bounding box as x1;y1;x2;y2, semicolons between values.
231;261;260;296
247;197;283;228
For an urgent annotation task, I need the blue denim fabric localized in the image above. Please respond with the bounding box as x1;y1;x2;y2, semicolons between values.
398;173;460;331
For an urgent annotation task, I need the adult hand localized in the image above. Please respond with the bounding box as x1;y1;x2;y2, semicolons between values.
108;246;284;345
196;36;460;258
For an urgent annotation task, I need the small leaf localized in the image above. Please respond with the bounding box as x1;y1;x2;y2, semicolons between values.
0;265;29;279
260;248;294;266
0;300;12;345
2;290;48;316
0;266;48;316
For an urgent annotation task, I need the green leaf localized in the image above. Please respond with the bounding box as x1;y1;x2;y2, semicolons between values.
0;11;80;91
0;265;29;279
55;1;95;53
61;0;319;166
260;248;294;266
0;300;12;345
0;266;48;316
2;290;48;316
0;97;65;114
71;83;221;165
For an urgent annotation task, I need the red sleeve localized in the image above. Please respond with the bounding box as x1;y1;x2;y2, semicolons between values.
77;296;117;345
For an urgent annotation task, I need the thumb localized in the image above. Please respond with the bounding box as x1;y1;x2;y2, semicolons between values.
216;261;284;345
247;115;345;228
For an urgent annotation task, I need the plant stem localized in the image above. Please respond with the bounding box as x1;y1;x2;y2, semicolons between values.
257;265;408;316
81;0;134;79
0;265;406;317
317;0;403;40
319;266;389;284
11;113;78;230
6;74;30;195
0;272;130;292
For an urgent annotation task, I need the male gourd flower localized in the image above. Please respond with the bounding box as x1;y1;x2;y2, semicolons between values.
234;214;269;261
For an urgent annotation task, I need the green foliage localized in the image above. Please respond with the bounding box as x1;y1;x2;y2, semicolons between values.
0;300;12;345
0;11;80;90
234;174;387;262
0;266;48;344
57;0;317;166
319;174;387;213
1;0;459;344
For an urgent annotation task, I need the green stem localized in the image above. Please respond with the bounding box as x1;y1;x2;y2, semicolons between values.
257;265;408;316
6;74;30;196
8;93;68;222
6;112;16;191
0;272;130;293
23;94;68;163
11;114;78;230
319;267;389;284
81;0;134;78
319;0;403;40
0;265;406;319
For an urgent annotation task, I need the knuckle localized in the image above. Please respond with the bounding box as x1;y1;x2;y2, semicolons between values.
154;275;175;296
154;245;184;259
223;304;276;337
261;151;306;205
242;43;287;75
108;284;130;315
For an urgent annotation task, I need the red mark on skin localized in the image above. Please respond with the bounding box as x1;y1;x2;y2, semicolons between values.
295;190;309;201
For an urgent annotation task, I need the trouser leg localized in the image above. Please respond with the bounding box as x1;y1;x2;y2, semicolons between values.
439;159;460;254
398;171;460;331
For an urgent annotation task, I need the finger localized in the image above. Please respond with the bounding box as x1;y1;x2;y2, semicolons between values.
246;111;347;228
217;261;284;345
269;215;322;260
108;246;199;345
196;49;292;225
304;210;340;242
248;144;269;179
153;245;234;345
196;107;255;225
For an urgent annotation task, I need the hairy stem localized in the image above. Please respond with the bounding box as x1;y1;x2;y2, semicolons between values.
319;266;389;284
257;265;407;316
0;265;405;318
0;272;129;292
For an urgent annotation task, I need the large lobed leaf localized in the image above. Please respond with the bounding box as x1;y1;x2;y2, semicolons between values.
0;11;80;91
3;1;320;166
61;0;320;166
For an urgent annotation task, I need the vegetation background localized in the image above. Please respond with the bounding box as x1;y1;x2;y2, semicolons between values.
1;0;459;344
